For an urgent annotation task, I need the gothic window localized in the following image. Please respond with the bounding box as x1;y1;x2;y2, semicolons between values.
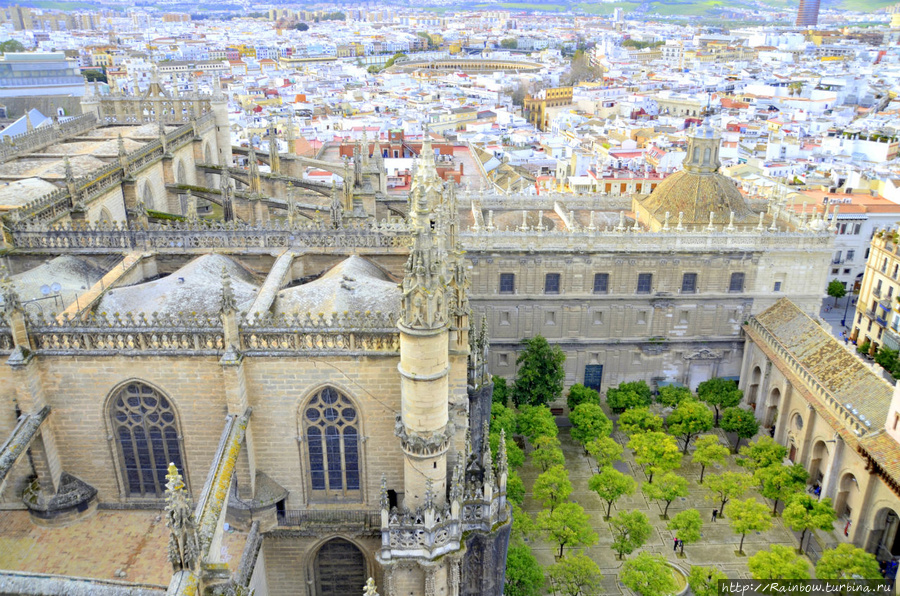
111;383;184;497
303;387;360;498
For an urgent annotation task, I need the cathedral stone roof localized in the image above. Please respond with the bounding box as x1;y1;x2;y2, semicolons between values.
96;254;258;316
274;256;399;316
640;168;754;225
639;123;755;226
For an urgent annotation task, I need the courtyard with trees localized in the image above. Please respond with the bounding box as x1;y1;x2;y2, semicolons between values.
498;339;855;596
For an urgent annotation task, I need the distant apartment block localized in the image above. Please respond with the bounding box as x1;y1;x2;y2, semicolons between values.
796;0;820;27
0;52;84;97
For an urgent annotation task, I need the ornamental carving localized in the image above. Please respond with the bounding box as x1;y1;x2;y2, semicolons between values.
683;348;721;360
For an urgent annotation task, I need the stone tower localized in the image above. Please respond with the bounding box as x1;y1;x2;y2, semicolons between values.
210;76;232;166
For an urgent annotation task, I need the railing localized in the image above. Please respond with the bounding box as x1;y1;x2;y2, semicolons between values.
0;114;98;163
277;509;380;529
9;220;413;254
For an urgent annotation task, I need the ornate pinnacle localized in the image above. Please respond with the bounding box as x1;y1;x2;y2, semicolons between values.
220;267;236;314
63;156;74;183
424;478;435;511
363;578;380;596
164;463;200;572
498;429;508;477
483;422;495;487
117;133;126;158
450;453;463;503
379;474;389;510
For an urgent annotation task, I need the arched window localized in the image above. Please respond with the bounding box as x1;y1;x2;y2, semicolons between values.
111;382;184;497
314;539;365;596
303;387;360;497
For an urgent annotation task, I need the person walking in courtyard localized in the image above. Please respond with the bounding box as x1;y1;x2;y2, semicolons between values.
712;509;718;522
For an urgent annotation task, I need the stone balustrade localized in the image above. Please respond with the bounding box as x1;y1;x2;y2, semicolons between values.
0;114;98;164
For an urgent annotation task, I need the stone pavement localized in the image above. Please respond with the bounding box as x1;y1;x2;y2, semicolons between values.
0;509;247;585
519;425;814;594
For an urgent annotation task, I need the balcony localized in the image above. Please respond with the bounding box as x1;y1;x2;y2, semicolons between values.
276;509;380;530
877;316;888;327
866;308;878;319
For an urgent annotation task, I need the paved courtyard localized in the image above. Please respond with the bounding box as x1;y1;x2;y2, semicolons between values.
519;422;848;594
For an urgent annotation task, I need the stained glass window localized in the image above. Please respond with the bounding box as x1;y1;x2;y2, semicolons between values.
111;383;184;497
303;387;360;498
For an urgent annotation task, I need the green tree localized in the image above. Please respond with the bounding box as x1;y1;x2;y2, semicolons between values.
606;381;652;412
537;502;598;558
748;544;811;580
294;22;309;31
566;383;599;411
500;37;519;49
782;494;837;554
512;335;565;407
505;545;545;596
687;566;728;596
642;471;689;519
490;402;518;436
533;465;573;513
0;40;25;53
756;463;808;516
83;69;107;83
692;435;729;483
618;407;664;437
628;431;681;483
492;375;509;405
588;466;637;519
531;435;565;472
667;399;714;454
737;436;788;472
586;436;623;470
517;405;558;443
720;407;760;453
815;543;882;580
704;471;753;516
569;403;612;447
511;502;537;545
697;378;743;426
620;552;677;596
827;279;846;307
507;470;525;505
727;498;773;554
609;509;653;560
874;347;900;379
667;509;703;555
547;552;603;596
657;385;692;407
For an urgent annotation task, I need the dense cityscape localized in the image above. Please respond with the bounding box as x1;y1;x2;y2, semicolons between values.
0;1;898;595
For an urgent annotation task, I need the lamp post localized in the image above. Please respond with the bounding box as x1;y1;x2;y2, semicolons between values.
841;291;855;328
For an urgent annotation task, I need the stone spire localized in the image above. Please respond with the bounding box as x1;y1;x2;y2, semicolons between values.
220;267;236;314
284;115;295;155
25;111;33;132
267;115;280;174
330;181;343;229
248;144;261;195
164;463;200;573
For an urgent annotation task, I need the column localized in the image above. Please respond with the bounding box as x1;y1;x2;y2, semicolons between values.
820;435;844;502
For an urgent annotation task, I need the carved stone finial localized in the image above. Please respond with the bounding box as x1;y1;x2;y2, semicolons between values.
117;133;126;158
379;474;389;510
220;267;236;314
363;578;380;596
676;211;684;231
330;180;343;229
25;110;33;132
662;211;670;231
164;463;200;573
757;210;765;231
498;428;508;477
63;156;74;183
424;478;435;511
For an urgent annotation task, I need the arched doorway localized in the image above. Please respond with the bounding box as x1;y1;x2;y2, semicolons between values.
808;440;827;485
313;538;366;596
748;366;761;411
765;387;780;428
835;473;858;520
868;508;900;562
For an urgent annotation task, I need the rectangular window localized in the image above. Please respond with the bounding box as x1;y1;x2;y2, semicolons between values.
729;272;745;292
774;281;782;292
847;250;855;262
832;268;839;275
679;310;690;324
545;311;556;325
593;273;609;294
545;273;561;294
499;354;508;367
681;273;698;294
593;311;604;325
844;269;851;275
637;273;652;294
500;311;511;326
499;273;515;294
637;311;648;324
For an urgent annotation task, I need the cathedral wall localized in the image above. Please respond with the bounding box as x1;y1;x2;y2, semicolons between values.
242;356;404;510
0;367;30;506
132;161;170;213
750;250;828;315
86;184;127;224
25;356;226;504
